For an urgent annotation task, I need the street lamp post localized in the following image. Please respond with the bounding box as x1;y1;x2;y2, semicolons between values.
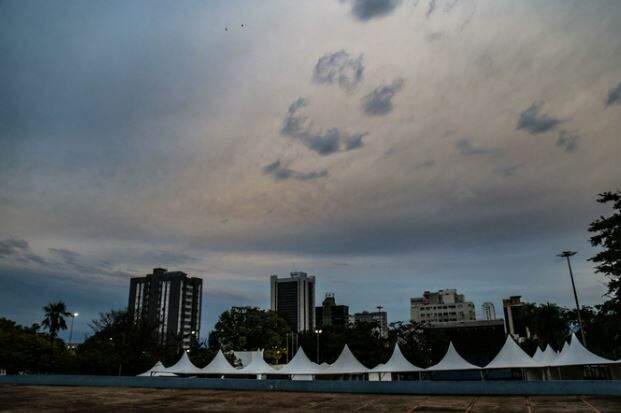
558;251;587;345
68;312;78;348
314;329;322;363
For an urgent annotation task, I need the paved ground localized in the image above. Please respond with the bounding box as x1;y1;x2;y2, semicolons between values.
1;385;620;412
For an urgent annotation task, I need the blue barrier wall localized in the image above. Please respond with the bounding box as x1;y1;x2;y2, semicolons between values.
1;375;620;396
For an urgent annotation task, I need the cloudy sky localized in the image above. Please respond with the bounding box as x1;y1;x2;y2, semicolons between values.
1;0;620;341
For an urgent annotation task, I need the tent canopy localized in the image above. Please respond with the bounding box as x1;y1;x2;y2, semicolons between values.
551;333;618;367
372;344;424;372
201;350;241;375
277;347;322;375
324;345;369;374
485;335;541;369
426;342;481;371
239;349;277;375
138;361;175;377
531;347;544;364
164;352;203;374
539;344;558;366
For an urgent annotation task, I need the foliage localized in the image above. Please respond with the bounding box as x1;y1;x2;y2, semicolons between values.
589;190;621;301
41;301;71;351
208;307;291;363
0;317;74;374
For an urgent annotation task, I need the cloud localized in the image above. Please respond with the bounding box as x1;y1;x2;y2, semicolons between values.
263;160;328;181
0;238;48;265
141;250;199;265
313;50;364;91
495;163;524;177
362;78;405;116
555;130;579;152
347;0;403;21
455;138;493;155
281;98;368;155
606;81;621;107
49;248;81;266
516;101;565;134
414;160;435;169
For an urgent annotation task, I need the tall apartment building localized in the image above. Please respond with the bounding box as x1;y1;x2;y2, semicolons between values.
315;293;349;329
353;310;388;338
270;272;315;332
503;295;529;339
128;268;202;349
482;302;497;320
410;289;476;324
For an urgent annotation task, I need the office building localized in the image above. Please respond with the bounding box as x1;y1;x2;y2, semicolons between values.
128;268;202;349
503;296;530;339
270;272;315;332
410;289;476;323
315;293;349;329
482;302;497;320
353;310;388;338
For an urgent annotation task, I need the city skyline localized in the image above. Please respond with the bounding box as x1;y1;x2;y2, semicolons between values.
1;0;621;342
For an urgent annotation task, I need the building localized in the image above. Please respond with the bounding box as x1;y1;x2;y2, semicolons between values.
128;268;202;349
353;310;388;338
315;293;349;329
410;289;476;324
270;272;315;332
502;296;530;339
482;302;497;320
423;319;506;366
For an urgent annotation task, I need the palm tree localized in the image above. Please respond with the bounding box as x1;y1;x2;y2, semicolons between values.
41;301;71;352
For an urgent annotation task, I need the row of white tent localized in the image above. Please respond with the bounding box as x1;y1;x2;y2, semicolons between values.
139;333;620;378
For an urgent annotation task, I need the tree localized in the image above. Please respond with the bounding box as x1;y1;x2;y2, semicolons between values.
208;307;291;363
589;190;621;301
41;301;71;352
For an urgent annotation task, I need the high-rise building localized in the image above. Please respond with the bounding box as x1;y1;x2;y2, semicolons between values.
270;272;315;332
353;310;388;338
410;289;476;323
482;302;497;320
502;295;529;339
128;268;202;349
315;293;349;329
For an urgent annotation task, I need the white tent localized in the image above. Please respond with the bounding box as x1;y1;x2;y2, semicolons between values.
324;345;369;374
531;347;544;363
164;352;203;375
551;333;618;367
371;344;424;373
201;350;241;375
538;345;559;366
485;335;541;369
276;347;322;375
238;350;277;376
426;342;480;371
234;350;260;367
137;361;176;377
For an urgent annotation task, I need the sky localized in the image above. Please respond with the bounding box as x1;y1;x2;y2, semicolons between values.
1;0;620;343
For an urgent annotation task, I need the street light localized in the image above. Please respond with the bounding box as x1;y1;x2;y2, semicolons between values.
314;329;322;363
557;251;587;345
68;312;78;348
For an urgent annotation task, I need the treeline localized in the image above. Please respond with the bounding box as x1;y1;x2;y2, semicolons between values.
1;191;620;375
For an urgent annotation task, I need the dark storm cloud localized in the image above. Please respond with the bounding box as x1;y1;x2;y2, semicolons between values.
362;78;405;116
555;130;579;152
347;0;403;21
516;102;565;134
281;98;368;156
426;0;437;17
495;163;524;177
606;81;621;107
313;50;364;91
0;238;48;265
455;138;493;156
263;160;328;181
49;248;81;266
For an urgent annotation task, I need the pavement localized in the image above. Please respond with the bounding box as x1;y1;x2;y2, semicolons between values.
1;385;620;412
